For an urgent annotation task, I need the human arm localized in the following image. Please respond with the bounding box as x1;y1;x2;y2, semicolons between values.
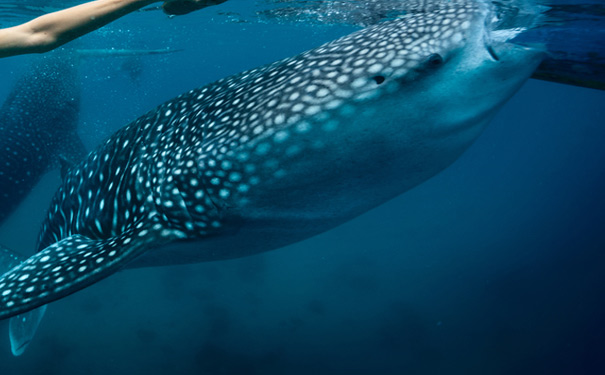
0;0;157;58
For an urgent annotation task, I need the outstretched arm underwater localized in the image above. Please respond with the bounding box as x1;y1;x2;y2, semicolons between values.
0;0;227;58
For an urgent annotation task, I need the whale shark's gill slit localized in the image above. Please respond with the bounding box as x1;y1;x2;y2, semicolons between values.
486;45;500;61
372;75;386;85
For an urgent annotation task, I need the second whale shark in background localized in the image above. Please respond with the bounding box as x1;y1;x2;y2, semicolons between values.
0;48;183;226
0;54;82;356
0;54;86;225
0;0;545;352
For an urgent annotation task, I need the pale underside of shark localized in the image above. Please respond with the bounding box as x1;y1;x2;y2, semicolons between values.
0;0;545;355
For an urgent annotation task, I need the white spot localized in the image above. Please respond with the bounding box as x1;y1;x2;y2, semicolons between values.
275;114;286;125
368;63;384;74
305;106;321;116
256;143;271;155
351;78;368;88
322;120;339;132
274;131;289;143
452;32;463;44
229;172;242;182
391;59;405;67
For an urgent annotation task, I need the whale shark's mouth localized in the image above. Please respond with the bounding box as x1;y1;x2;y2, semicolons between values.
482;0;546;62
481;0;543;64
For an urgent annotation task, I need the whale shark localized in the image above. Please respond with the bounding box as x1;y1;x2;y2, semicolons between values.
0;48;182;227
0;0;544;350
0;54;86;225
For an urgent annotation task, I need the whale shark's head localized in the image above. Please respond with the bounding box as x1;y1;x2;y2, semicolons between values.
260;0;546;182
370;0;546;139
305;0;545;134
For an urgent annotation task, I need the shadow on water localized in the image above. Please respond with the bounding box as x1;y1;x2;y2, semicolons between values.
235;255;267;285
78;296;104;315
194;342;285;375
161;265;196;302
135;328;158;344
204;304;233;339
374;301;444;373
476;241;605;375
36;335;73;375
330;255;380;294
306;299;326;316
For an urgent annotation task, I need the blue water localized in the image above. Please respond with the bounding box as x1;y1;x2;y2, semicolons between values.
1;1;605;374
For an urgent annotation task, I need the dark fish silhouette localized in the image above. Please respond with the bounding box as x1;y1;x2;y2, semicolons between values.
0;54;85;224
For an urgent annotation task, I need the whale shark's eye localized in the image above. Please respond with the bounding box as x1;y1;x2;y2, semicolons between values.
372;75;385;85
427;53;443;67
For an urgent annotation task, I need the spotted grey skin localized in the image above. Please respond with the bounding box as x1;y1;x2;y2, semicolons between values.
0;54;86;224
0;0;544;323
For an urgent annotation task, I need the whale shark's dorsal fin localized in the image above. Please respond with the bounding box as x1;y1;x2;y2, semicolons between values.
0;217;178;320
1;246;46;356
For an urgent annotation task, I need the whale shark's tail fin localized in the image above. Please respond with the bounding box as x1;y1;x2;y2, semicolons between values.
0;245;47;356
8;305;46;356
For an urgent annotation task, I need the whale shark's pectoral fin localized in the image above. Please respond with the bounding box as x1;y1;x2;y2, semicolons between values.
0;220;171;321
1;245;47;356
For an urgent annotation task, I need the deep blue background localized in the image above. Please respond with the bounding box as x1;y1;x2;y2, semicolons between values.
1;1;604;374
